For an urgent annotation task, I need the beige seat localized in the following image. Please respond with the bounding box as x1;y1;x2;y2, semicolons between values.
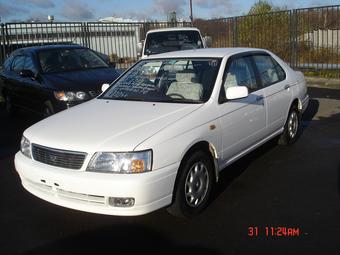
166;72;203;101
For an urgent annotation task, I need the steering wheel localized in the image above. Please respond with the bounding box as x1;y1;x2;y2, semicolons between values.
167;93;185;99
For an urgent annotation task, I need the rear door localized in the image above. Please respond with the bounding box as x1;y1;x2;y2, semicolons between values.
217;53;267;164
252;54;291;135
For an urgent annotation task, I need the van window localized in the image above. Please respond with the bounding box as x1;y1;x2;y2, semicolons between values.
144;30;203;56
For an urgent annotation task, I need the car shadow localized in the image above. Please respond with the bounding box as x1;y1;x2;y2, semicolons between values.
21;224;221;255
301;98;319;129
210;94;320;203
211;138;278;202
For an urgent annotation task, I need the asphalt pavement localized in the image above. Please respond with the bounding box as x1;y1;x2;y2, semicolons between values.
0;85;340;255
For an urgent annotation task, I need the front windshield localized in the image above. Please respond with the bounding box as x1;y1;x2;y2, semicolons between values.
101;58;221;103
39;48;108;73
144;31;204;56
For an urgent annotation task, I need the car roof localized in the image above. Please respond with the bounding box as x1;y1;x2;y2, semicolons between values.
147;27;201;34
11;44;86;55
145;47;268;59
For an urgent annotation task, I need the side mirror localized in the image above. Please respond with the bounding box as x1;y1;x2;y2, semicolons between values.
20;69;35;78
101;83;110;92
137;41;144;57
203;36;212;48
226;86;248;100
108;61;116;68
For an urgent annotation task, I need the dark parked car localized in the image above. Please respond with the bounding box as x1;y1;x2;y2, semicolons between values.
0;45;120;117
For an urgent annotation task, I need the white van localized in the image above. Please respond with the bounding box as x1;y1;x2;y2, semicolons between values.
137;27;211;59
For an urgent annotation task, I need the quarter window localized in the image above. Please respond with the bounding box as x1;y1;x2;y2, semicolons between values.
253;55;286;87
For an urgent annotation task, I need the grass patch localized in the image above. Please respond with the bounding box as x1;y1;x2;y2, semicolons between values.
303;70;340;79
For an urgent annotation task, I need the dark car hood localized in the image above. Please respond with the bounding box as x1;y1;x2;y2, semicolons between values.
41;67;120;91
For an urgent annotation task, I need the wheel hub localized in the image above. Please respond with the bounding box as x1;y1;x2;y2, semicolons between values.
185;162;209;207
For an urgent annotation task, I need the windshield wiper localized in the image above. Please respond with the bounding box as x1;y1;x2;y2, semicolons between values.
168;98;204;104
105;96;146;101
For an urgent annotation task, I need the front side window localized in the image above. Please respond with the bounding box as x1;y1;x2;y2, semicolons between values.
144;31;204;56
38;48;108;73
23;56;37;73
222;56;258;93
101;58;221;103
11;55;25;72
253;55;286;87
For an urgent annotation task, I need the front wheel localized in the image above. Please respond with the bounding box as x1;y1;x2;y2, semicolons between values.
167;151;214;218
278;105;301;145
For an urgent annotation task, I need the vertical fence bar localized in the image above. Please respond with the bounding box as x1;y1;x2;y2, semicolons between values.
233;17;238;47
0;23;6;64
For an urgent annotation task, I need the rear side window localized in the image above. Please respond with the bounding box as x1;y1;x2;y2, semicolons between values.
11;55;25;72
253;55;286;87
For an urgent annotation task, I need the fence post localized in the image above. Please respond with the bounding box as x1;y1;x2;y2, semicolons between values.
82;22;90;48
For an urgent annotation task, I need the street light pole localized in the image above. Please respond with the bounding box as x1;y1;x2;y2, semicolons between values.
189;0;193;25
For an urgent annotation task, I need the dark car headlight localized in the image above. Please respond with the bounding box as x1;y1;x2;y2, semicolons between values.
54;91;88;101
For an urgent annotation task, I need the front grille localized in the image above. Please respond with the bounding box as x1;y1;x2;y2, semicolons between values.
88;90;101;98
32;144;87;170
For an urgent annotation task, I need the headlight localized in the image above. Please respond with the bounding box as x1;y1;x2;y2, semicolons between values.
87;150;152;174
20;136;31;158
54;91;87;101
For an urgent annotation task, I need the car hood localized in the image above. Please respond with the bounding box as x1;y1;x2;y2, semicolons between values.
42;68;120;91
24;99;203;153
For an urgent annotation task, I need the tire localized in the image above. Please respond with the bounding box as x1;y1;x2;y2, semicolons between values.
278;104;301;145
167;151;214;218
42;101;54;118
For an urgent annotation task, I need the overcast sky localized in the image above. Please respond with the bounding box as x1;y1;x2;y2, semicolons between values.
0;0;338;22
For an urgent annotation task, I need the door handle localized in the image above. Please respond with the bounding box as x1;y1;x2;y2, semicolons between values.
256;95;264;102
284;85;290;90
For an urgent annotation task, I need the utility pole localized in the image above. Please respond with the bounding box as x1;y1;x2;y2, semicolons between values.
189;0;193;25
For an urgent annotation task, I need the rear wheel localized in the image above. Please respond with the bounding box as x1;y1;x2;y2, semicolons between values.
278;104;301;145
167;151;214;218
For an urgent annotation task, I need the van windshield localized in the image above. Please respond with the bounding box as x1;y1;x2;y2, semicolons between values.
144;30;204;56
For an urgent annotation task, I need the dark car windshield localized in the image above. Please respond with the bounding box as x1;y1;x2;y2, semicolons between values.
38;48;109;73
144;31;204;56
101;58;221;104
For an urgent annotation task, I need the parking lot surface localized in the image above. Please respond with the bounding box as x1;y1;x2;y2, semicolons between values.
0;85;340;255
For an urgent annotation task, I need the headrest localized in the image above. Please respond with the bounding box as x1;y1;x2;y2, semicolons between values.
176;72;197;82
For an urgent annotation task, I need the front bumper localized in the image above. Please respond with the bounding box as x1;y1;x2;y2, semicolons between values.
15;152;178;216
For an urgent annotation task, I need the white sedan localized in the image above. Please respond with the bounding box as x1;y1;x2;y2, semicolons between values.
15;48;309;217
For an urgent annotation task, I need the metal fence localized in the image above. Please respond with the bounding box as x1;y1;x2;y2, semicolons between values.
195;5;340;77
0;21;191;69
1;5;340;77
